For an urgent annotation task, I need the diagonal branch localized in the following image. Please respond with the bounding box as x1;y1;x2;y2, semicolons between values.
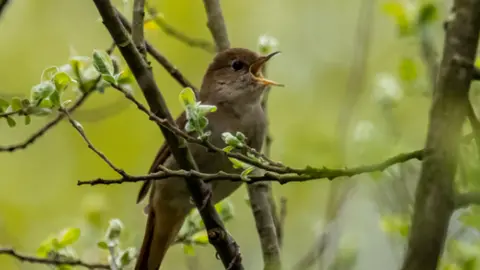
91;1;243;269
62;108;128;178
201;0;230;51
455;191;480;209
0;247;110;269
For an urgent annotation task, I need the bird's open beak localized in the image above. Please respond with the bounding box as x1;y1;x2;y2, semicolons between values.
249;51;284;87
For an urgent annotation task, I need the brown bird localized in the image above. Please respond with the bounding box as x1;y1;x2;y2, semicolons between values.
134;48;281;270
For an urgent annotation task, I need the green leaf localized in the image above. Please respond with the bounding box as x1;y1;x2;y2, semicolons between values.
117;247;136;267
179;87;196;107
41;66;59;82
102;74;116;84
418;3;438;25
184;121;195;133
116;68;135;84
459;211;480;229
381;2;413;36
6;116;16;127
24;115;31;125
38;98;53;109
92;50;114;76
218;200;234;220
27;107;52;116
198;116;208;131
222;132;244;148
37;237;55;257
58;228;81;247
398;57;417;81
97;241;109;250
49;91;61;108
191;231;209;245
228;157;246;169
240;166;255;180
0;98;9;112
197;104;217;116
21;99;30;108
235;132;247;142
31;82;56;103
379;215;410;237
182;244;195;256
11;97;22;111
105;218;123;242
69;56;89;77
53;72;73;91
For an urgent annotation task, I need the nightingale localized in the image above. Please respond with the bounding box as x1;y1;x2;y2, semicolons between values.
134;48;281;270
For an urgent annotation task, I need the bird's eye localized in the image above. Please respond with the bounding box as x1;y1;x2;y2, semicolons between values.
231;60;244;71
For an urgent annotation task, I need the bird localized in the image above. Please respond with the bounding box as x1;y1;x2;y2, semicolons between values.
134;47;281;270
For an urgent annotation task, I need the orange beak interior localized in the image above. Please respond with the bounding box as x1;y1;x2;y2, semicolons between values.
249;51;284;87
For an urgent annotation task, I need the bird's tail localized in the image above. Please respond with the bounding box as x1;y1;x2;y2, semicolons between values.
134;205;187;270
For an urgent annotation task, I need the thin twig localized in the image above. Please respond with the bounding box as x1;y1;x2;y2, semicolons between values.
62;109;128;177
0;247;110;269
145;3;215;53
115;8;199;94
201;0;230;51
0;109;26;118
132;0;147;58
107;245;118;270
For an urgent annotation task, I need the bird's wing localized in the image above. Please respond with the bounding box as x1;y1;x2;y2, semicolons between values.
136;111;188;204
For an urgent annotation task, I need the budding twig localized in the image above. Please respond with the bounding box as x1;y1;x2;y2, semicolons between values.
0;247;109;269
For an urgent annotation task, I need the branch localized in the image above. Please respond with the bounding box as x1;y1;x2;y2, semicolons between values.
0;93;90;152
0;109;26;118
91;1;243;269
145;3;215;53
115;9;199;94
401;1;480;269
62;108;128;178
0;247;109;269
77;149;424;186
0;0;11;20
132;0;146;58
455;191;480;209
201;0;230;51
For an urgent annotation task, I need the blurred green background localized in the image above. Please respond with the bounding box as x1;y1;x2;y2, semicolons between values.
0;0;453;269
